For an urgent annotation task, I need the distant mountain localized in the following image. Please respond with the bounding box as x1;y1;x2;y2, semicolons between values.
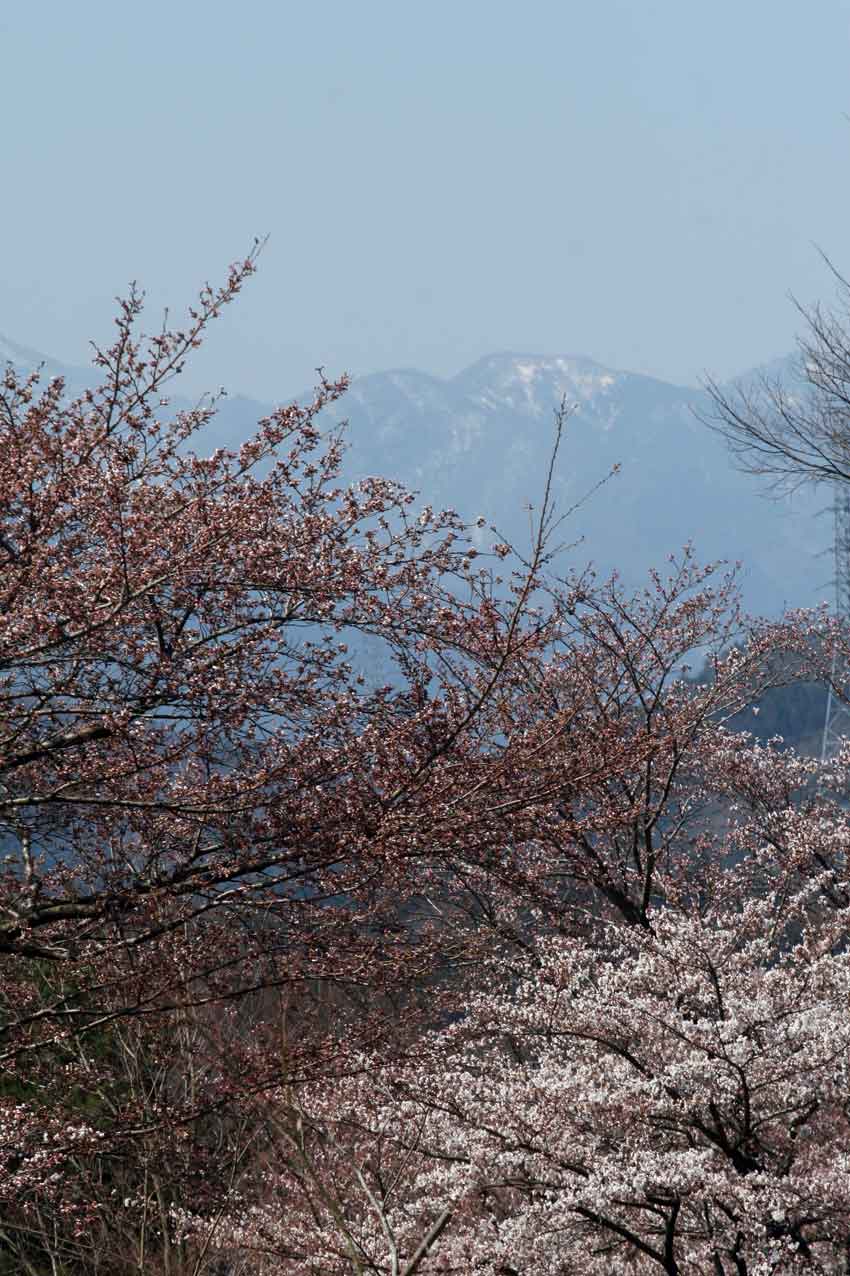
317;352;827;618
0;332;73;378
0;336;827;617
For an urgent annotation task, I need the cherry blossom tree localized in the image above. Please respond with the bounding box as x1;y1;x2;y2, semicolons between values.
186;764;850;1273
0;247;555;1065
0;251;816;1271
0;248;779;1067
172;706;850;1273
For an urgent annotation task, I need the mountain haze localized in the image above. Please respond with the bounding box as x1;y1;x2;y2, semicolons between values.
320;352;826;618
0;336;827;617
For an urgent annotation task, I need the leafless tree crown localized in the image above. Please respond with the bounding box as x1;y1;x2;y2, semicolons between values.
701;261;850;495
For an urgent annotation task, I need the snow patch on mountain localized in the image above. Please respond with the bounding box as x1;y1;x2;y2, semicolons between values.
0;334;828;616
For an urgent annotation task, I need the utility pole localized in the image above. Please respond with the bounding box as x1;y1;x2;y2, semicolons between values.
821;483;850;761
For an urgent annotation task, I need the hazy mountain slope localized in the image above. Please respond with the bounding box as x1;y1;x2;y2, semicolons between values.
0;337;827;616
319;352;826;617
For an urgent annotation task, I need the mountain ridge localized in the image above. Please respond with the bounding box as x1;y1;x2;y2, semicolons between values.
0;336;823;617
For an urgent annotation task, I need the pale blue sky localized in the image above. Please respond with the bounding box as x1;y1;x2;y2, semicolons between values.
2;0;849;399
